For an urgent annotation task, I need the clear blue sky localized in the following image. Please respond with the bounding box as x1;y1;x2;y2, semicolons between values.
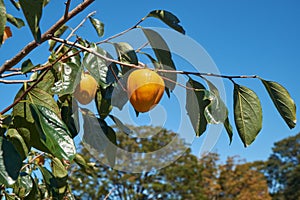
1;0;300;163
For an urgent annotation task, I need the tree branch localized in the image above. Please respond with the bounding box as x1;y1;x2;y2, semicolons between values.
51;36;143;69
0;40;78;115
52;37;259;82
64;0;72;19
0;0;95;75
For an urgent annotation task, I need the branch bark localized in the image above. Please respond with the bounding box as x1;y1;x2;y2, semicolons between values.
0;0;95;75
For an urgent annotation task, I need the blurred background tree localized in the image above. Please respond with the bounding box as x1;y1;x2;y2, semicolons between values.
69;126;272;199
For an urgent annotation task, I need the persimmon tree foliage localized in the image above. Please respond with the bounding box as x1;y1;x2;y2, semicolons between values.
0;0;297;199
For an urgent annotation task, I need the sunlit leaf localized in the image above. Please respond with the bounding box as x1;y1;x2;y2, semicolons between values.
114;42;138;75
30;104;76;161
83;44;119;89
51;62;81;95
89;16;104;37
6;13;25;28
0;137;22;186
9;0;20;10
13;87;60;152
19;0;43;43
261;79;296;129
13;172;33;198
203;79;228;124
147;10;185;34
186;78;210;137
142;28;177;91
234;84;262;147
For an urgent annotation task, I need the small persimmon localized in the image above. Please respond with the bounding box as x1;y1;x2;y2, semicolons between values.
74;72;98;105
127;69;165;113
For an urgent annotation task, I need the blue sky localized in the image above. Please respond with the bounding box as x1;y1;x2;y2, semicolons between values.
1;0;300;163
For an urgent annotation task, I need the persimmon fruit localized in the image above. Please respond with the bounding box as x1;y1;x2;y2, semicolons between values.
74;72;98;105
127;69;165;113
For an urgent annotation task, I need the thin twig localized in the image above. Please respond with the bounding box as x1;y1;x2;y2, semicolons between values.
156;69;258;80
135;42;149;53
0;79;35;84
0;40;78;115
20;152;45;171
52;37;259;82
161;76;196;91
56;11;96;54
0;0;95;75
51;36;143;69
0;71;23;78
104;188;116;200
64;0;72;19
96;17;146;45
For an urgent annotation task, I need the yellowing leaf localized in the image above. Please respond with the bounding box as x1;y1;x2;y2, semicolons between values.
2;26;12;43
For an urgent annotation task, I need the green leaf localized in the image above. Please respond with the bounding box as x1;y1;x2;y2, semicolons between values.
35;68;56;94
89;16;104;37
81;108;117;167
39;166;66;198
13;87;59;153
51;62;81;95
9;0;20;10
261;79;296;129
0;114;12;135
0;137;22;186
58;95;80;138
29;104;76;161
0;0;6;45
74;153;95;175
147;10;185;34
51;157;68;196
114;42;138;75
233;84;262;147
224;117;233;145
111;73;129;110
186;78;210;137
6;13;25;28
13;172;33;198
83;44;119;89
142;28;177;91
203;79;228;124
19;0;43;43
81;108;109;152
7;128;29;160
49;25;68;51
95;87;113;119
24;177;40;200
109;114;133;135
105;126;117;167
21;59;35;73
